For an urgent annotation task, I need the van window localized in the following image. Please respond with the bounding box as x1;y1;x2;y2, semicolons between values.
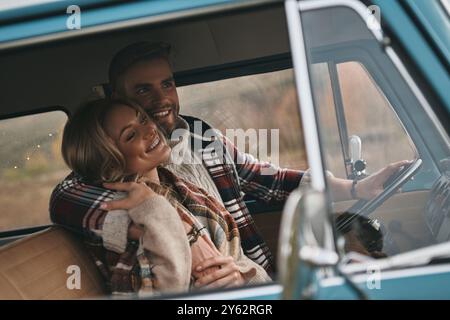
337;61;416;173
178;69;307;170
0;110;69;231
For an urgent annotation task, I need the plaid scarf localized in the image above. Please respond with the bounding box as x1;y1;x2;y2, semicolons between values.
51;167;265;294
182;116;303;274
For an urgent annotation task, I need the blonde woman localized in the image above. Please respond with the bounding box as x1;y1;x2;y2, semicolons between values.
56;98;270;296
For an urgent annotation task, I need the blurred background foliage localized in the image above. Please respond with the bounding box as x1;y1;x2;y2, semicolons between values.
0;111;70;230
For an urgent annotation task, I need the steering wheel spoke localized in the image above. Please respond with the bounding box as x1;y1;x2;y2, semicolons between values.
336;159;422;233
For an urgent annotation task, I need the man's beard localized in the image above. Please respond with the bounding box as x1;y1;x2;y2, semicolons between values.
148;103;178;135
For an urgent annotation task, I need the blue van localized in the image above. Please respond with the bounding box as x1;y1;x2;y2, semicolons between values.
0;0;448;300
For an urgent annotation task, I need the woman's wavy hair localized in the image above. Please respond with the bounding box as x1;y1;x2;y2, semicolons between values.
62;98;152;183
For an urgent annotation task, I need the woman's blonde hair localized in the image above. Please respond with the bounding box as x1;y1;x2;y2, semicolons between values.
62;98;161;183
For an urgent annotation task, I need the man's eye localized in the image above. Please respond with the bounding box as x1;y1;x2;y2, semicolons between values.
136;87;149;95
162;82;173;89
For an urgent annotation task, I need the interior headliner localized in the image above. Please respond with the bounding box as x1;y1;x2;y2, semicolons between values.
0;5;289;117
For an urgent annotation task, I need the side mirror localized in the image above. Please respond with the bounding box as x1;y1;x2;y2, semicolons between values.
349;135;362;163
278;186;338;299
349;135;367;179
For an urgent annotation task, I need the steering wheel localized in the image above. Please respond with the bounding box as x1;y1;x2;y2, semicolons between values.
336;158;422;233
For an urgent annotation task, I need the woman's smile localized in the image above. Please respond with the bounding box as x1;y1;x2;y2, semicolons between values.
104;103;171;175
146;135;160;152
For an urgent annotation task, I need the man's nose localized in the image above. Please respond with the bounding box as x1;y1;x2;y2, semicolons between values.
151;89;170;107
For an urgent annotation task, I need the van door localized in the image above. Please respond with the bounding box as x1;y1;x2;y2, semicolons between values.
298;0;450;299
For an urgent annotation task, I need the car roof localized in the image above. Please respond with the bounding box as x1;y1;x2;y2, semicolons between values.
0;0;277;47
0;0;287;118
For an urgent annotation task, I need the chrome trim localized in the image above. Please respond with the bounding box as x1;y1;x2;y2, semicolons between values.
299;245;339;266
298;0;384;43
322;263;450;288
328;62;351;175
0;0;60;11
172;284;283;300
277;187;303;285
339;241;450;275
0;0;279;51
285;0;326;191
441;0;450;17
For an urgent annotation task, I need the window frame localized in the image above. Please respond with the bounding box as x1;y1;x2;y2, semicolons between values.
327;61;352;178
298;0;450;299
175;53;292;87
0;107;69;239
0;105;69;122
310;42;442;191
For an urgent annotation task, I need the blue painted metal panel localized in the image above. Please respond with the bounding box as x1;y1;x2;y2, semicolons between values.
317;266;450;300
371;0;450;114
404;0;450;66
0;0;240;43
0;0;111;22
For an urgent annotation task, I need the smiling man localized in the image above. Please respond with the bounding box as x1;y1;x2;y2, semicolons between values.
109;43;180;135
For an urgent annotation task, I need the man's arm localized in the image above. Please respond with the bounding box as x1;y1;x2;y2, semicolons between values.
221;136;411;203
49;173;132;253
221;135;303;203
325;160;413;201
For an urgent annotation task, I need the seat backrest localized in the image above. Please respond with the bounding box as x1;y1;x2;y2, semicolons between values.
0;226;105;299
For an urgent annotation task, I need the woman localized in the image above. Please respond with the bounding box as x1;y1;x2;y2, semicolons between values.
60;98;270;296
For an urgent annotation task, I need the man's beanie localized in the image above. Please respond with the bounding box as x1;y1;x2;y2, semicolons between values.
108;41;171;89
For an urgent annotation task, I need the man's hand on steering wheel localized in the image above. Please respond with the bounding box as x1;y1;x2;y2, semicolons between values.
355;160;413;200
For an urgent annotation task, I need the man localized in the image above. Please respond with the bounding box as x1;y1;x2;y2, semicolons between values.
50;41;408;291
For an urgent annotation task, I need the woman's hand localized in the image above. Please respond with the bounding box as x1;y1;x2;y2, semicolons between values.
100;181;157;211
190;235;222;280
193;256;245;289
356;160;412;200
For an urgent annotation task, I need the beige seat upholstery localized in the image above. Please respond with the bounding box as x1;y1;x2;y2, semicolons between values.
0;227;105;300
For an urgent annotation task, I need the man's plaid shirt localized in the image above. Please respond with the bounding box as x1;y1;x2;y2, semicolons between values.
49;115;304;278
